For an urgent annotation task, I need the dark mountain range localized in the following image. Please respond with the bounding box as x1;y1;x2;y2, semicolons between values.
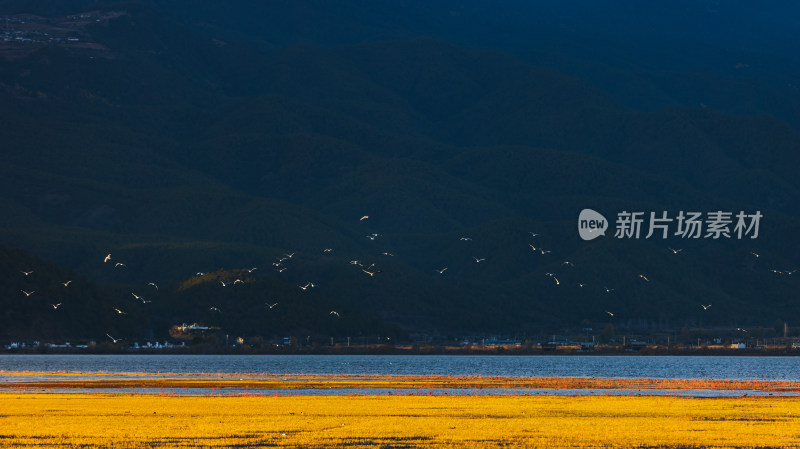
0;1;798;342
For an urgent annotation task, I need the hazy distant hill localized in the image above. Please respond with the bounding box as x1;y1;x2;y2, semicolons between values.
0;1;798;341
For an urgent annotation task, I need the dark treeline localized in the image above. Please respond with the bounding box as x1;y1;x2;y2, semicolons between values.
0;1;798;341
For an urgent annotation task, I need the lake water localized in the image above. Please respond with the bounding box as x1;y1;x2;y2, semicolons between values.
2;354;799;380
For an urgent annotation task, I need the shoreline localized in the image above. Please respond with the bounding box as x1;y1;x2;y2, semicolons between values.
2;372;799;394
3;347;800;356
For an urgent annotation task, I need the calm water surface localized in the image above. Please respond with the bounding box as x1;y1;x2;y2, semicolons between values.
1;355;799;380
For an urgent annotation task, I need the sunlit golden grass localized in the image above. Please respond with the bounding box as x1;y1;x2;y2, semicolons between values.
2;393;800;448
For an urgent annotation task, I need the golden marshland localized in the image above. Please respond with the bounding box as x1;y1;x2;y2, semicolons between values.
3;392;800;448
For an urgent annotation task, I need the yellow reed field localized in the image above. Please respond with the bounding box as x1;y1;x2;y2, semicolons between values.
2;393;800;448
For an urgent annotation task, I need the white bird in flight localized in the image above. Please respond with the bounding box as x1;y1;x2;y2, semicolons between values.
21;290;34;297
20;270;33;276
668;248;683;254
539;249;551;255
473;257;486;263
247;267;258;273
381;252;395;256
460;237;472;241
323;249;333;253
563;261;574;266
276;267;287;273
62;280;72;287
233;279;244;284
529;232;540;237
131;292;143;300
284;253;295;259
330;310;340;318
604;287;614;293
605;311;615;317
147;282;158;290
113;307;126;315
701;304;712;310
265;302;279;309
436;267;448;274
210;307;221;313
366;234;380;240
638;274;650;282
360;216;369;221
50;303;62;309
106;334;122;344
363;268;383;276
104;254;111;263
220;280;228;287
750;251;760;258
115;262;126;268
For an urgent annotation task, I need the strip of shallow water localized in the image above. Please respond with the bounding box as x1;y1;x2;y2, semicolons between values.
3;354;800;379
4;387;795;397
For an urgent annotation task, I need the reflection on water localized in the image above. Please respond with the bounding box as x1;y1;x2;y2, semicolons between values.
1;354;799;380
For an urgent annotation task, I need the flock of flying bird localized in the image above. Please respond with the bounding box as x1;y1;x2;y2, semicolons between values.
13;215;797;344
528;240;795;318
